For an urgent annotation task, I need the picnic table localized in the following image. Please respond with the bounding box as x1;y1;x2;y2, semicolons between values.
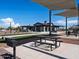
34;35;63;51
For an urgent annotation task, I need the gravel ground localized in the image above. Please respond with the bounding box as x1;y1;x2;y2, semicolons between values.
0;43;8;48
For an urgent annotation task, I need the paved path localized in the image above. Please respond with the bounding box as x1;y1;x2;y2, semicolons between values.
4;42;79;59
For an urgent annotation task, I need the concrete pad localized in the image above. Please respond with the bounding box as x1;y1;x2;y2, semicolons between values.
4;42;79;59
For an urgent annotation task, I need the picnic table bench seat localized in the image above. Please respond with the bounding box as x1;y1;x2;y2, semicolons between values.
34;40;55;51
49;39;63;46
43;38;63;46
34;39;63;51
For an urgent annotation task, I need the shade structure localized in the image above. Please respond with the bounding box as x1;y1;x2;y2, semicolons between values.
54;9;78;35
33;0;76;10
32;0;77;35
77;4;79;26
54;9;78;17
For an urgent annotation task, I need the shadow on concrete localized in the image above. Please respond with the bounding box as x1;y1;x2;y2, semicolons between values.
23;45;67;59
1;53;21;59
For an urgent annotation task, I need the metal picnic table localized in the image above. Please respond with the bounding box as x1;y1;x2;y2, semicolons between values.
34;35;62;51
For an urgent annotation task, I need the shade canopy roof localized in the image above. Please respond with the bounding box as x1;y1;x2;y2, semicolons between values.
33;0;76;10
54;9;78;18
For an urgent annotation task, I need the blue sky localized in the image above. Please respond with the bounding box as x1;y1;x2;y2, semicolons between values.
0;0;79;28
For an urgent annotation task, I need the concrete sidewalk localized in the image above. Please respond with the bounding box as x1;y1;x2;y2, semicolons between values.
4;42;79;59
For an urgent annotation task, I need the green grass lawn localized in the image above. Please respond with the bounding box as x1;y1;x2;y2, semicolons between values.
15;35;37;41
0;33;45;43
0;36;32;43
0;38;6;43
0;35;37;43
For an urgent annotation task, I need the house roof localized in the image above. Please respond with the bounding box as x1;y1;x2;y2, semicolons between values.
34;22;54;26
33;22;61;27
34;22;43;26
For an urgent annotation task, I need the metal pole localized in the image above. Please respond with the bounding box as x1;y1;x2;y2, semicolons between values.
13;40;16;59
66;17;68;35
10;22;11;33
78;4;79;26
13;46;16;59
49;9;52;35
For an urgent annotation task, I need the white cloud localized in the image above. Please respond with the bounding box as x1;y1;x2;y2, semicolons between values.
68;20;77;24
0;18;20;28
54;19;65;25
1;18;14;23
55;19;77;26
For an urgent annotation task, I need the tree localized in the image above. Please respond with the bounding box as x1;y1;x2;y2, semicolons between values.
7;26;13;30
0;26;4;30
